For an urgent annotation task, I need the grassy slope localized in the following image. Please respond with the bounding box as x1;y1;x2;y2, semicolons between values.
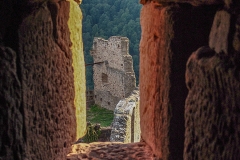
87;105;114;127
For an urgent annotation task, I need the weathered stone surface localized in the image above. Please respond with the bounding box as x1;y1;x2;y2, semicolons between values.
0;46;23;160
209;10;231;54
140;2;216;159
233;14;240;52
91;36;136;110
224;0;240;8
110;88;140;143
140;0;223;6
18;1;75;159
67;142;155;159
184;46;240;159
68;0;86;139
140;0;240;8
0;0;86;159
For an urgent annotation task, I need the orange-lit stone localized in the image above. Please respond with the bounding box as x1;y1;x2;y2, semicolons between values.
140;1;216;159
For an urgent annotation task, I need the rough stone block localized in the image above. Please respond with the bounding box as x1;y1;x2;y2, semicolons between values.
140;0;240;9
140;2;216;159
17;1;76;159
184;46;240;159
0;0;86;159
68;0;86;139
233;14;240;52
209;10;231;54
0;46;23;160
67;142;154;159
140;0;223;6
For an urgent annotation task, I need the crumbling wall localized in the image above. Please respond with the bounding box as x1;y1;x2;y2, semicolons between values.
110;88;140;143
0;0;86;159
91;36;136;110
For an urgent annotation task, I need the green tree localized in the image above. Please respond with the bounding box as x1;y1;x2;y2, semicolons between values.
80;0;141;89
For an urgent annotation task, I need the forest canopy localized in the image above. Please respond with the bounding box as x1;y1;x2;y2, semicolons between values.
81;0;141;89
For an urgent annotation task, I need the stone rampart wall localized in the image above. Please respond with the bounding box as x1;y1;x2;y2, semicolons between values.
110;89;140;143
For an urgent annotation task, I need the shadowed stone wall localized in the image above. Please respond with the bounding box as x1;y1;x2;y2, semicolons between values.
140;0;240;159
140;1;216;159
0;0;85;159
184;1;240;159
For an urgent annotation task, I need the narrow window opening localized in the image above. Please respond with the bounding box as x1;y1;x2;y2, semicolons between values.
102;73;108;83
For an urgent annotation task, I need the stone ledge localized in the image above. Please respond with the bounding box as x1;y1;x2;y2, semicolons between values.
66;142;155;160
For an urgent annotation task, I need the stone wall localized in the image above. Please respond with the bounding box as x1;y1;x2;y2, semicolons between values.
140;2;217;159
140;0;240;159
0;0;86;159
110;88;140;143
1;0;240;159
184;1;240;159
91;36;136;110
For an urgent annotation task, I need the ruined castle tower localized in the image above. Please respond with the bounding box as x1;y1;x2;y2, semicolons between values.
91;36;136;110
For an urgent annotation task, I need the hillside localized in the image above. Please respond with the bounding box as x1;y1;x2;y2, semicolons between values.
80;0;141;89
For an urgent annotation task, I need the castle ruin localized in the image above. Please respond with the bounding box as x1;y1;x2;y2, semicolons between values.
90;36;136;110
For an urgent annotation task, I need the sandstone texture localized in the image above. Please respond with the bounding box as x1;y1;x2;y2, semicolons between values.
184;4;240;159
0;47;23;159
140;0;240;7
209;10;231;54
233;15;240;52
110;88;140;143
68;0;86;139
140;1;216;159
140;0;222;6
184;47;240;159
91;36;136;110
67;142;155;160
19;3;75;158
0;0;85;159
2;0;240;159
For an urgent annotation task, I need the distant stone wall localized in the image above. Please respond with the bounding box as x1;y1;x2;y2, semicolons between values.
110;88;140;143
91;36;136;110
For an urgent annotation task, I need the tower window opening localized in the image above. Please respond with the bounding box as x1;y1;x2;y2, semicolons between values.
102;73;108;83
